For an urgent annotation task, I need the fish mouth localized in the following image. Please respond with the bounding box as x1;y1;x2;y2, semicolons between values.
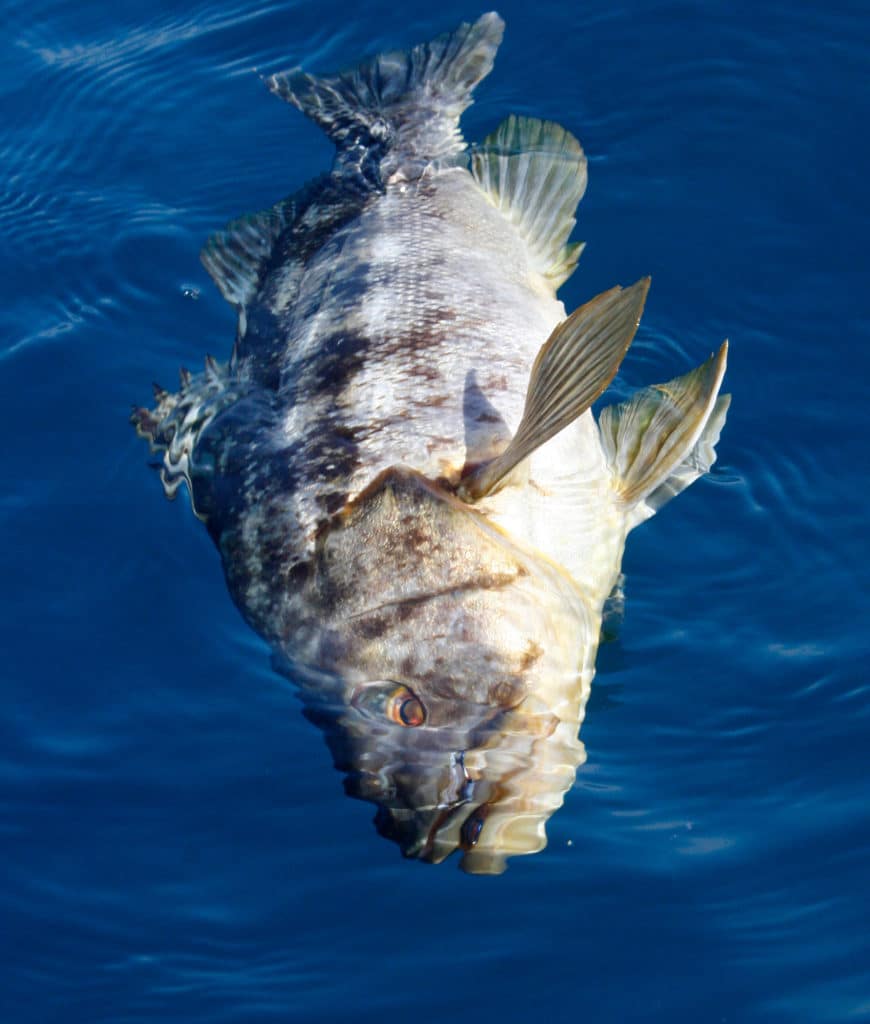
368;755;524;874
332;684;574;874
370;748;476;859
292;467;593;871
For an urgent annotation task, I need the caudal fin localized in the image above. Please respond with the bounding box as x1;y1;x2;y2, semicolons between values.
266;13;505;176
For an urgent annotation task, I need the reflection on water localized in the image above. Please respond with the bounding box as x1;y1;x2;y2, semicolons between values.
286;655;588;875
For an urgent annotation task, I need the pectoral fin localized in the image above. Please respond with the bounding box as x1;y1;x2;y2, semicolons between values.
459;278;650;501
201;200;293;310
599;340;729;510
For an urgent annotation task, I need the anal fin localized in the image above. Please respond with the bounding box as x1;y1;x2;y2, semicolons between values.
459;278;650;501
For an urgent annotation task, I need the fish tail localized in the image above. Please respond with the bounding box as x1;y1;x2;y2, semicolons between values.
265;12;505;176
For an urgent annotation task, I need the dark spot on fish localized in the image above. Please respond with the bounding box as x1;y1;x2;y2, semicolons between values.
344;770;384;801
333;424;359;442
303;428;360;469
519;641;544;672
367;303;460;379
285;560;311;590
492;678;526;708
434;474;456;492
402;522;435;553
291;421;362;537
356;614;390;640
457;458;485;484
317;490;348;515
460;805;490;849
301;331;370;397
394;601;417;624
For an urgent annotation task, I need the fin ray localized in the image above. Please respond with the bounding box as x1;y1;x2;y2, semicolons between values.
459;278;650;501
599;341;729;511
200;198;293;309
266;13;505;176
641;392;730;520
472;115;588;289
131;360;252;516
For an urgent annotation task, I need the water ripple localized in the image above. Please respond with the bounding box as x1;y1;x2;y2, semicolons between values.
1;2;868;1021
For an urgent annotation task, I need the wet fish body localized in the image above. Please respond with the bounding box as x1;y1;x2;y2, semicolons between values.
134;13;729;872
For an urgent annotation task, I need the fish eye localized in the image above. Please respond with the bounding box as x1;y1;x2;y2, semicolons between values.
386;685;426;728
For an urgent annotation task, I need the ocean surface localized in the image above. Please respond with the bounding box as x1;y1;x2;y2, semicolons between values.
2;0;868;1020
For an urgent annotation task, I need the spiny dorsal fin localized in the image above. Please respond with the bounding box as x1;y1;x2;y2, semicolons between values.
459;278;650;501
599;341;729;509
265;13;504;176
130;357;250;515
200;199;293;309
471;115;588;290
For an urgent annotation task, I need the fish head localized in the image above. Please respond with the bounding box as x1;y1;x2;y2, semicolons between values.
289;467;596;871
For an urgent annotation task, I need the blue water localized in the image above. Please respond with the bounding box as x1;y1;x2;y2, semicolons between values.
2;0;869;1020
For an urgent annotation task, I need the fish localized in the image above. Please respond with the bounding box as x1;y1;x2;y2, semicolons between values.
132;12;729;873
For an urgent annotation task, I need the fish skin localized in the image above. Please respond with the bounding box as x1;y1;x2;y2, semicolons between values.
132;13;728;872
276;170;566;539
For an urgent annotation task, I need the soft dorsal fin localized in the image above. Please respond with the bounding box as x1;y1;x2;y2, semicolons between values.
471;115;588;289
599;341;729;510
459;278;650;501
266;13;504;176
200;199;293;310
